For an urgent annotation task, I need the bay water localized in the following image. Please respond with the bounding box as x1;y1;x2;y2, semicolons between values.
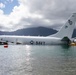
0;45;76;75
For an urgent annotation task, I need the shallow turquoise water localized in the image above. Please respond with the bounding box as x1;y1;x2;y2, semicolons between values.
0;45;76;75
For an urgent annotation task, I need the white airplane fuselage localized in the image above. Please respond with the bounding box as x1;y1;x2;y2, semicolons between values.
0;13;76;45
0;35;66;45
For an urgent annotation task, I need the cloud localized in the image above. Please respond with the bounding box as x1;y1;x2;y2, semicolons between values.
6;0;13;3
0;0;76;31
0;3;5;9
10;0;13;2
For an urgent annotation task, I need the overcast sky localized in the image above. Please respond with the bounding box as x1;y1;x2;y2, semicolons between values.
0;0;76;31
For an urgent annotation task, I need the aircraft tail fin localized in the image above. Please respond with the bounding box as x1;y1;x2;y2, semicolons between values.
50;13;76;39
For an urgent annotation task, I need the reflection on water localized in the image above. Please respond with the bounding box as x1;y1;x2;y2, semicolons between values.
0;45;76;75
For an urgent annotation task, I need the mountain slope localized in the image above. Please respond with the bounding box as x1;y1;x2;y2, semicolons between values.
0;27;57;36
0;27;76;37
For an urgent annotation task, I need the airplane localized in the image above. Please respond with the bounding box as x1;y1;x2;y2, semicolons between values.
0;13;76;45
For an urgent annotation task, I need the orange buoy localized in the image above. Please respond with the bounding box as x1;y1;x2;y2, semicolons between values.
4;45;8;48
